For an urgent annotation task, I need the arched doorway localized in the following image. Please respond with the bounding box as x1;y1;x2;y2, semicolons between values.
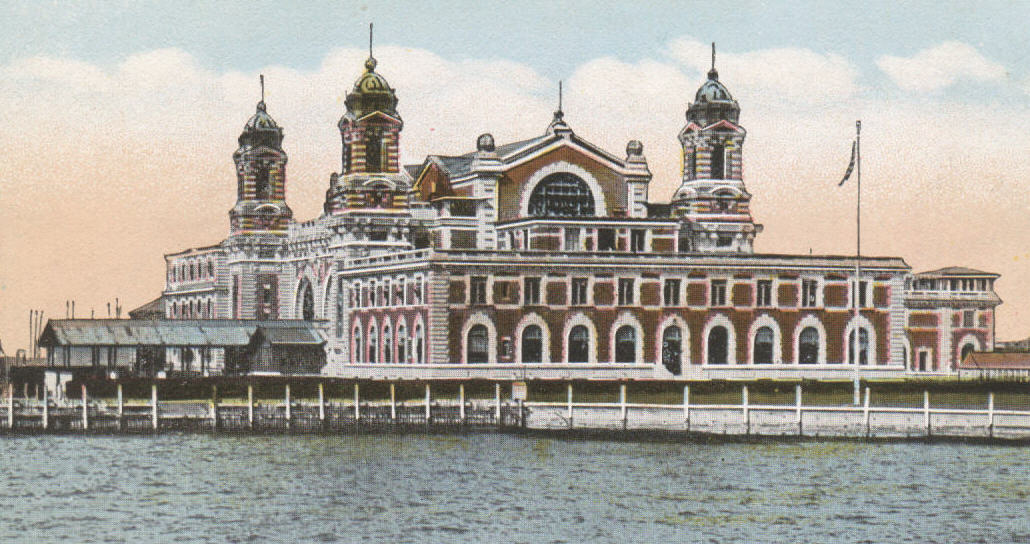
662;326;682;375
615;326;636;363
707;326;728;365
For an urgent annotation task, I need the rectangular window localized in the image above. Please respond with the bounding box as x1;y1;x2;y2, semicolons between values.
630;229;646;252
414;278;424;305
470;276;487;304
524;277;541;305
565;228;580;251
618;278;635;305
663;279;681;306
498;281;513;303
858;281;868;307
801;279;818;308
711;144;725;179
710;280;727;307
963;310;975;328
451;229;477;249
571;278;589;305
756;280;773;307
716;235;733;247
598;228;616;251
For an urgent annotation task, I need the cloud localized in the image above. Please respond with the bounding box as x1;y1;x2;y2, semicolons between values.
666;38;860;105
877;41;1006;92
1;38;1030;352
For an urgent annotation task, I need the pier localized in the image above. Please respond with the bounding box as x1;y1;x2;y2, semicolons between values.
3;378;1030;441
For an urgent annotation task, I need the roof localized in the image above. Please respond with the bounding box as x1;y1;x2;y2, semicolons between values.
128;297;164;319
420;135;556;181
38;319;324;348
960;351;1030;369
251;324;325;346
916;266;999;278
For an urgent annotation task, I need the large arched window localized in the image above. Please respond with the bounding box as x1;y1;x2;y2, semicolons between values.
960;343;976;363
848;328;870;365
615;326;636;363
528;173;595;217
300;282;315;320
255;164;271;199
521;325;543;363
467;325;489;364
707;326;728;365
568;325;590;363
754;327;774;364
662;326;683;375
799;327;819;364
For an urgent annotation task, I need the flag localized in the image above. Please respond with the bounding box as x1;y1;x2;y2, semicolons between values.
839;141;856;186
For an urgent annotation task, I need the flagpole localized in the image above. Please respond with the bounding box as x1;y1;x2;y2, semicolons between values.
852;120;862;403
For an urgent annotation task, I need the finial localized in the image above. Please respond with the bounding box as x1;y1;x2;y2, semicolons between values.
558;80;563;114
365;23;377;71
257;74;266;111
708;42;719;80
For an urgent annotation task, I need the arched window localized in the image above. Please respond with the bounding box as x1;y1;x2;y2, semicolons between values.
848;328;870;365
568;325;590;363
383;325;392;363
662;326;682;375
467;325;489;363
528;173;595;217
301;282;315;320
521;325;543;363
368;327;378;363
799;327;819;364
353;326;363;363
415;324;424;364
707;326;728;365
206;299;212;318
754;327;774;364
366;131;382;173
615;326;636;363
397;325;407;363
255;164;271;199
960;343;976;362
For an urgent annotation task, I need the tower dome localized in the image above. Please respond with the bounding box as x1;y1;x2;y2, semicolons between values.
343;54;400;120
686;44;740;126
239;92;284;150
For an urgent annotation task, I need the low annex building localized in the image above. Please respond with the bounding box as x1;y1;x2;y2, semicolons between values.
44;44;1002;380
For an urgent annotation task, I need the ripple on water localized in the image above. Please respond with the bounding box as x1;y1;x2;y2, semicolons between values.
0;435;1028;543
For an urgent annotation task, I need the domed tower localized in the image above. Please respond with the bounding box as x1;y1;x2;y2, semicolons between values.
324;25;411;215
671;44;760;253
229;76;293;236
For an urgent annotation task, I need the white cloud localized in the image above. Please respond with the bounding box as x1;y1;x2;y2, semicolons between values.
877;41;1006;92
666;38;860;105
2;38;1030;350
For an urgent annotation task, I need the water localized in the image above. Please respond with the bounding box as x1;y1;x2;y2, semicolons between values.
1;433;1028;543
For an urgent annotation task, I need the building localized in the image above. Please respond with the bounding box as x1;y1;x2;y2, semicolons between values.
47;43;1003;379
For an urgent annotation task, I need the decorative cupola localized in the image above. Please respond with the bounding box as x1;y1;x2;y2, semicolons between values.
229;75;293;235
671;44;761;253
326;24;411;215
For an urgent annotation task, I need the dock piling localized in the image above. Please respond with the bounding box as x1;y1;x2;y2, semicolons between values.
247;384;254;430
424;383;431;423
42;384;48;430
924;390;931;437
459;383;466;424
284;384;291;428
116;383;124;431
151;384;158;431
7;383;14;430
988;392;995;438
318;382;326;425
354;383;360;422
795;383;803;437
389;382;396;422
619;383;627;430
683;384;690;432
742;384;749;436
566;383;574;429
81;383;88;431
863;386;871;438
494;383;501;425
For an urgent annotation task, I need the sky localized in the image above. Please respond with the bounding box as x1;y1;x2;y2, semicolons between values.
2;1;1029;353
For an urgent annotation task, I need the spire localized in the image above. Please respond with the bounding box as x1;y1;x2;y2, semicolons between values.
258;74;266;111
548;80;572;136
708;42;718;80
365;23;377;72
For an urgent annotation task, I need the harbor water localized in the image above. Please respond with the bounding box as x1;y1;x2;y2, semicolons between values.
1;433;1028;543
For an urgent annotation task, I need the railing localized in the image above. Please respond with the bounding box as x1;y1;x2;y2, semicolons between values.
524;384;1030;439
345;249;432;270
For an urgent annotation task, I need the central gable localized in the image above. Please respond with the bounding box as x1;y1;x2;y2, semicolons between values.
498;142;629;222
